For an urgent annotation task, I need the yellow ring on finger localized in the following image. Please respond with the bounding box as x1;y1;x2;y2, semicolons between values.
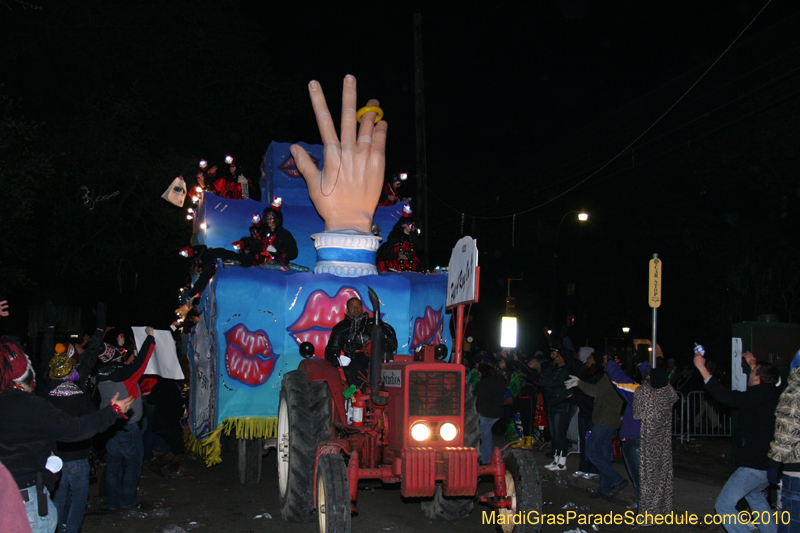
357;105;384;124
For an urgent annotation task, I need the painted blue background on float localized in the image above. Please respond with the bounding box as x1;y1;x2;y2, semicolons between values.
203;267;450;423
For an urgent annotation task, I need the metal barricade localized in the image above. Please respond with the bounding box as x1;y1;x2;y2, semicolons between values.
672;390;732;441
672;391;684;438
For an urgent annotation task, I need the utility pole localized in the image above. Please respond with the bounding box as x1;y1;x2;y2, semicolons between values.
413;12;429;271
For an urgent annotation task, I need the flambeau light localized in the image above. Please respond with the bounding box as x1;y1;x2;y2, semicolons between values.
440;422;458;441
187;208;194;214
399;172;408;180
501;316;517;348
191;196;199;203
194;186;203;193
547;329;552;335
225;155;234;165
186;214;193;220
200;222;207;230
199;159;208;169
578;212;589;221
410;422;431;442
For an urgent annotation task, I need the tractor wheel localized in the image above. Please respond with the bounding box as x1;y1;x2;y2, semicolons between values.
420;385;479;520
498;448;542;533
237;437;263;485
277;369;332;523
316;454;351;533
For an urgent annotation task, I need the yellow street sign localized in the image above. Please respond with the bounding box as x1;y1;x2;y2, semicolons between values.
649;258;661;308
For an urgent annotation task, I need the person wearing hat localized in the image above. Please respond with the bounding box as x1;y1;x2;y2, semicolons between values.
0;302;135;533
95;326;156;510
40;302;109;533
529;345;579;471
212;154;245;200
259;200;298;267
633;365;678;524
377;204;424;272
695;350;781;533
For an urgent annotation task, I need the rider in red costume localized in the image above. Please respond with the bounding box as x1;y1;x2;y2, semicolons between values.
377;173;408;207
377;204;423;272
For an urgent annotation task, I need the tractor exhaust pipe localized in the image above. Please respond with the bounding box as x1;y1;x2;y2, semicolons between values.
368;287;388;406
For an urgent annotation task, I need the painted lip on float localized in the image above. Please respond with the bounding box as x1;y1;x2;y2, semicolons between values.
411;306;444;350
279;154;319;178
287;288;373;355
225;324;278;386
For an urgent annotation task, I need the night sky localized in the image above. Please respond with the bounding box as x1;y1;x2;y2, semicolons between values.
2;0;799;365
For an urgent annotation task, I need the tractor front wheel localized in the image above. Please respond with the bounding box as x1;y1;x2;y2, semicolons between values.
498;448;542;533
316;454;351;533
421;385;479;520
277;369;332;522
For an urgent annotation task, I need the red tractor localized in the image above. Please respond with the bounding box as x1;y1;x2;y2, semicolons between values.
276;288;542;532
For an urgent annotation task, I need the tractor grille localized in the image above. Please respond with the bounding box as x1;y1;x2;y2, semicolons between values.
408;371;461;417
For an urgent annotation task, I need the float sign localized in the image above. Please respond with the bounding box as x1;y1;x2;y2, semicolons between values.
446;236;479;308
648;257;662;308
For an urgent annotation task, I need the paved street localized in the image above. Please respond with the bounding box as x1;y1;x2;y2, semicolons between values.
81;436;735;533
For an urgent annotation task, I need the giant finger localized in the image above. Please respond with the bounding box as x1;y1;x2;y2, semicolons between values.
371;120;388;160
307;80;339;147
356;98;380;147
340;74;359;147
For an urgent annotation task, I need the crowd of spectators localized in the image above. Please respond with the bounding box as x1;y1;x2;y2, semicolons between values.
0;300;189;533
463;324;797;531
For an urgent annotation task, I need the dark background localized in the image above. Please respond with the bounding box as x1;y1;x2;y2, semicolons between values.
1;0;799;369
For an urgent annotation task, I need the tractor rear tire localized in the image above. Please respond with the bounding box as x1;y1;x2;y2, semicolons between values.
420;385;479;520
237;437;263;485
316;454;351;533
498;448;542;533
277;369;332;523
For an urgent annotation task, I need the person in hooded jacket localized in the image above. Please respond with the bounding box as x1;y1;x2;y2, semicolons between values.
258;204;298;267
95;327;155;510
377;206;424;273
529;345;579;471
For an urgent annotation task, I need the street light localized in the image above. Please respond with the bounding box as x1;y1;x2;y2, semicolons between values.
622;327;630;334
551;211;589;328
554;210;589;259
500;317;517;348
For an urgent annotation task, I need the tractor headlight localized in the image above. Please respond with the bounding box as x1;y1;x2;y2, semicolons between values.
439;422;458;442
410;422;431;442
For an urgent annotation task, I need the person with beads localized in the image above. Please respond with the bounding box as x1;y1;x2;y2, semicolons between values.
0;302;134;533
40;302;108;533
376;204;424;272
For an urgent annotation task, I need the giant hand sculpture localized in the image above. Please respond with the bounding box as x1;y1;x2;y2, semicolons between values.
291;75;387;233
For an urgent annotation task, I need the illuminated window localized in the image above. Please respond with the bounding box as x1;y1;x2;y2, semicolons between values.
566;283;575;296
566;313;575;327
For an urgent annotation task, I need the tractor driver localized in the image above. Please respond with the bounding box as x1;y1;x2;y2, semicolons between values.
325;298;373;388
